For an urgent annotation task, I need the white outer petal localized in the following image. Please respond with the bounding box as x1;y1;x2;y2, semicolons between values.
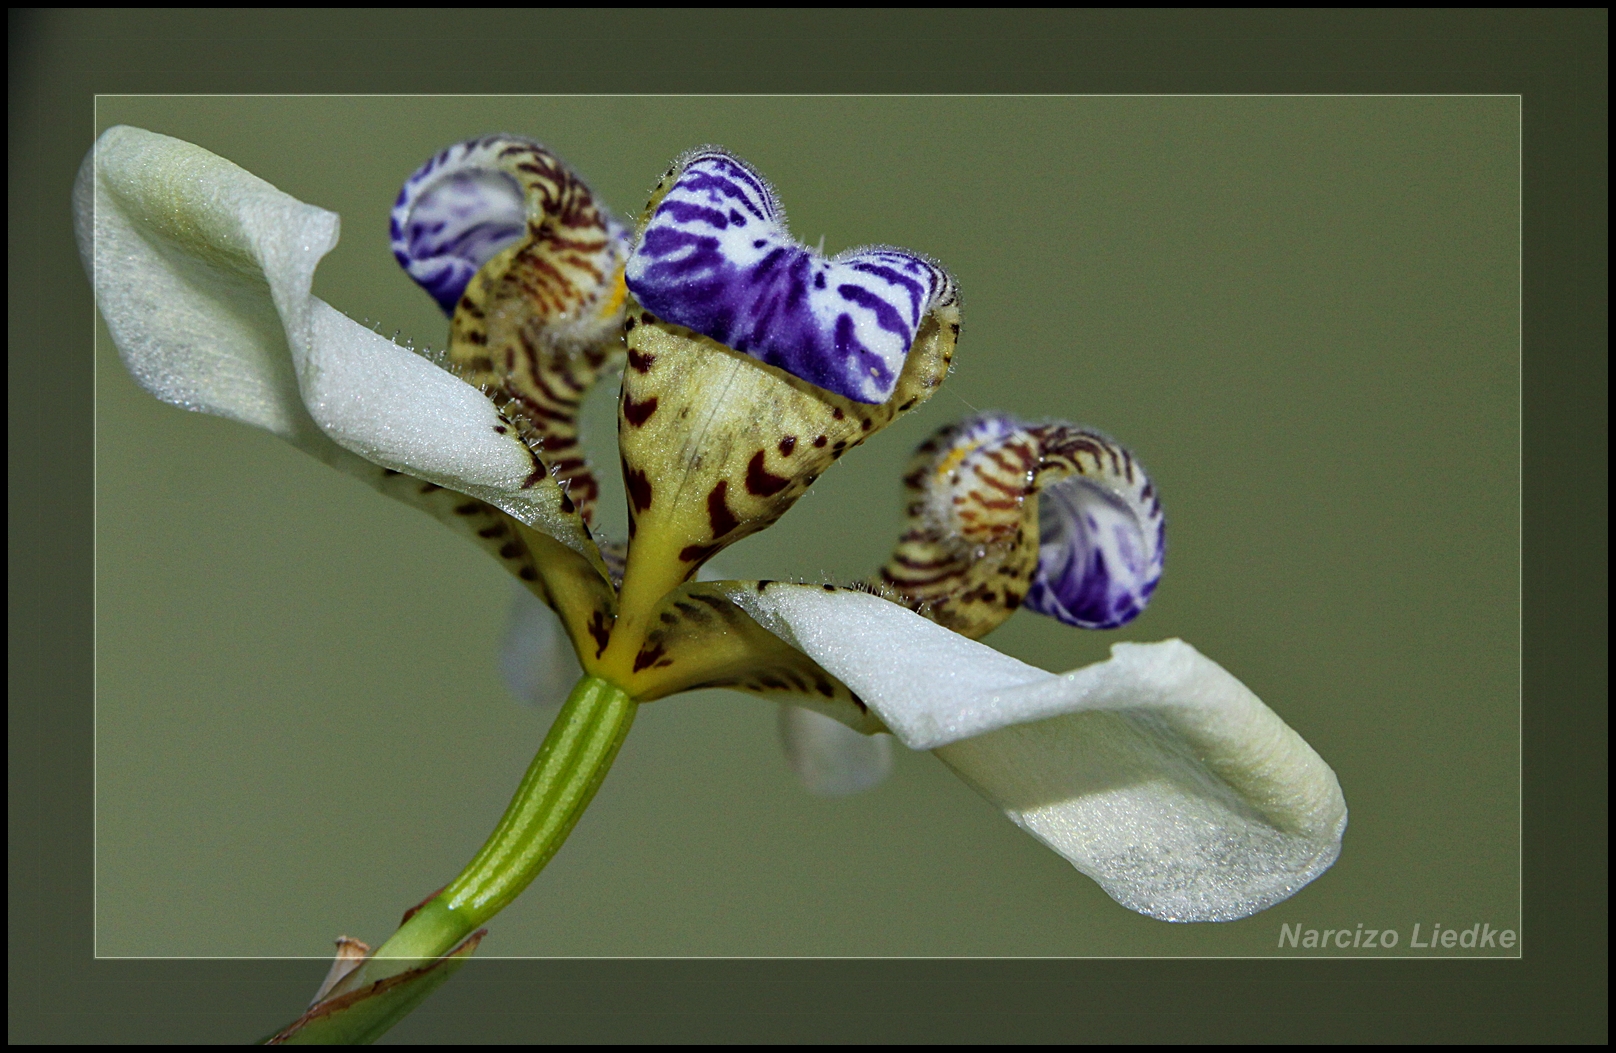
724;584;1347;921
724;585;1052;748
75;124;337;448
75;125;595;556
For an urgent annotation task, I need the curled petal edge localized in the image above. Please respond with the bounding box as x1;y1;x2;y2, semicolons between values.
75;125;597;560
390;136;531;315
721;583;1346;922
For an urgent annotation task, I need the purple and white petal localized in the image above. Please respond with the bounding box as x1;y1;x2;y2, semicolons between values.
625;149;956;404
1023;428;1166;630
391;138;528;314
876;414;1162;639
391;136;627;316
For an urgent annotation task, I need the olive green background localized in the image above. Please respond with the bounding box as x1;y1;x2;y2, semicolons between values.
89;95;1521;959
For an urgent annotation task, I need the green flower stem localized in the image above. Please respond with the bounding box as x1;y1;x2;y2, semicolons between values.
364;675;637;974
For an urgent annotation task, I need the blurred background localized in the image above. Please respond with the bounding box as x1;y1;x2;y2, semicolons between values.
92;96;1519;957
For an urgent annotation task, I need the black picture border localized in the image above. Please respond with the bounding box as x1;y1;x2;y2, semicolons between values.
9;8;1605;1042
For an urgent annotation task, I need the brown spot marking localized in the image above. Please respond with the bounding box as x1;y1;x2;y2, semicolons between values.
624;316;637;332
707;480;739;538
860;417;873;432
477;522;508;539
778;435;797;457
849;692;868;713
744;451;791;497
498;541;521;560
454;502;481;516
627;348;656;373
633;642;668;672
756;580;774;593
625;462;654;514
813;435;828;448
493;424;508;435
899;399;917;412
832;407;845;420
518;566;538;581
622;393;659;427
678;541;720;564
558;491;576;513
822;583;836;591
587;609;612;659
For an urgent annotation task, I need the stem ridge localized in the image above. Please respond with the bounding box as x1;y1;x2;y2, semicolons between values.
369;675;637;968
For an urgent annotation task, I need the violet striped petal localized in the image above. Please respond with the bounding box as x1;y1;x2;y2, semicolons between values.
389;137;532;314
625;149;956;404
874;414;1163;638
1023;428;1166;630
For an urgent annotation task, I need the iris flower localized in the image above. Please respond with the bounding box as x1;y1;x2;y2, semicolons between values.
77;126;1346;1042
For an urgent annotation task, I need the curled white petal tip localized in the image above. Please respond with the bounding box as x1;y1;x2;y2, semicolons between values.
77;125;596;555
75;124;339;447
936;639;1346;922
726;583;1346;921
778;705;892;796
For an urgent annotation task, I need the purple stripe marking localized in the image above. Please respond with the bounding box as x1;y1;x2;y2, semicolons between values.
625;149;950;403
390;140;541;315
1022;476;1165;630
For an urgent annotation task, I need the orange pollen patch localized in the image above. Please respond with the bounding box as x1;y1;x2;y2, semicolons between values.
932;442;978;483
596;267;628;320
